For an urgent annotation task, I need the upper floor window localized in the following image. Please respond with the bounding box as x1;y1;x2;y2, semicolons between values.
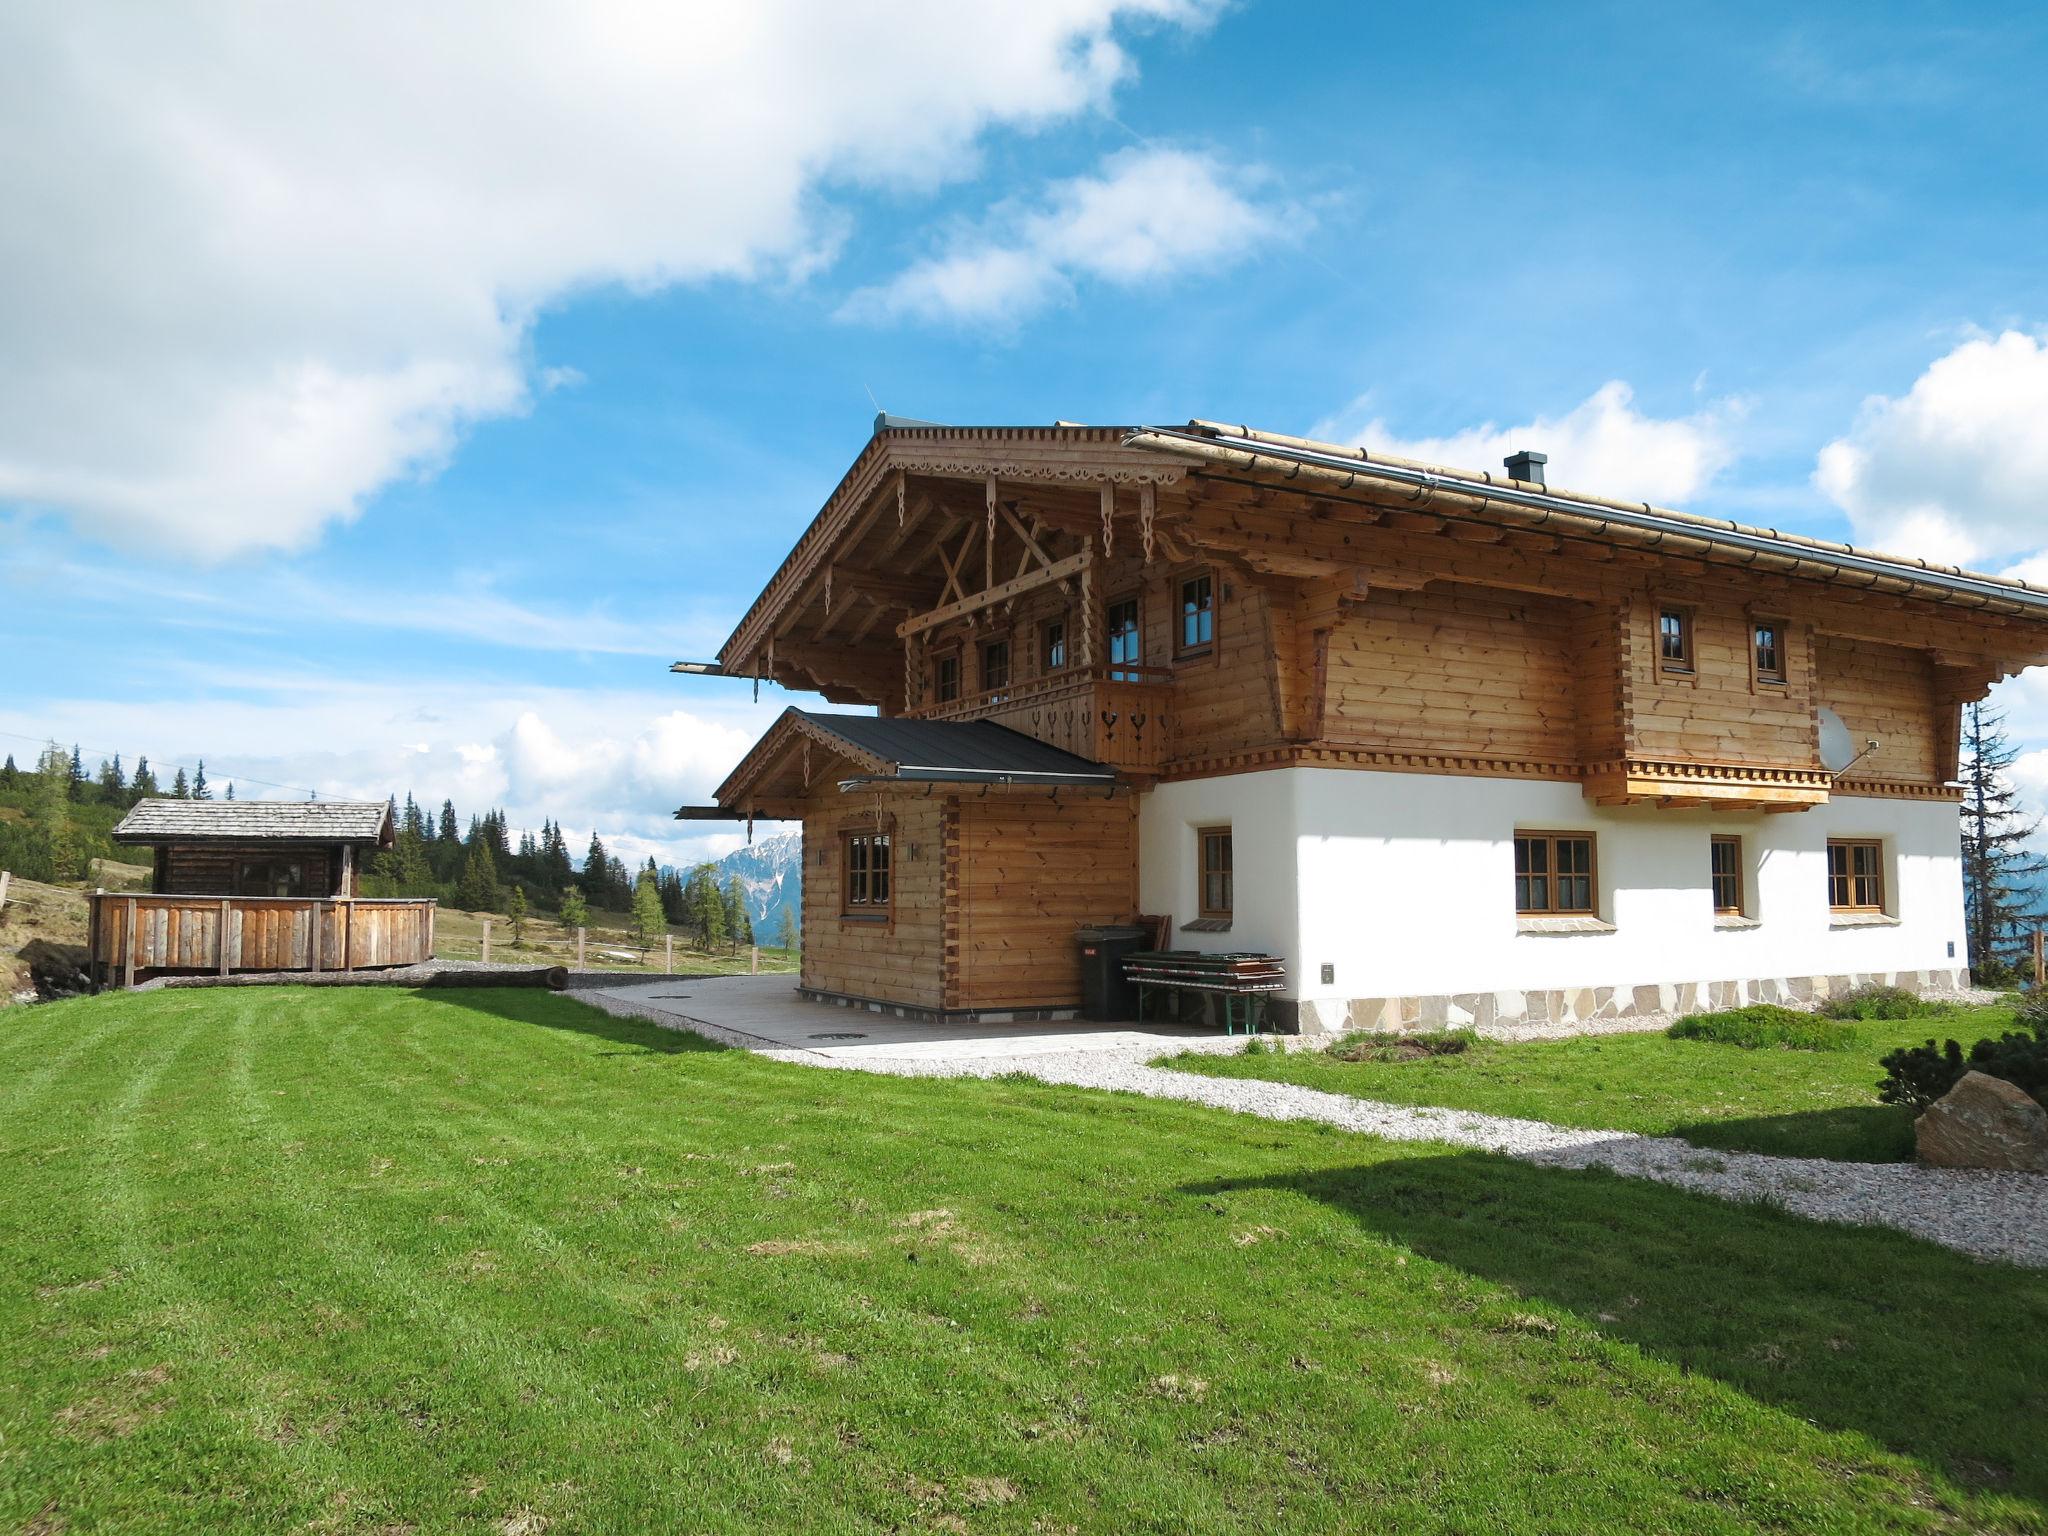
1178;573;1215;657
1041;616;1067;673
1710;835;1743;914
1515;832;1595;915
843;830;891;915
1199;826;1233;918
934;652;960;705
1658;607;1694;675
981;637;1010;697
1753;620;1786;685
1106;595;1142;681
1827;839;1884;912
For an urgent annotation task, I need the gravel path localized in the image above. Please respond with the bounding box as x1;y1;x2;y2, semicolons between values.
580;990;2048;1269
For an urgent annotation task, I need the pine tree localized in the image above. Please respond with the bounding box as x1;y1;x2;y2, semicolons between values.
170;767;190;798
584;833;612;908
1959;700;2048;984
67;745;87;801
402;793;425;839
224;782;236;800
0;755;16;788
438;800;460;844
507;885;529;946
724;878;753;951
683;863;727;950
456;838;503;913
776;908;799;954
559;885;590;930
192;761;212;800
96;755;124;800
631;869;667;953
130;756;158;800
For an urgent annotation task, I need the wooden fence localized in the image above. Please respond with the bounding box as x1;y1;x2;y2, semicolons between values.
86;893;436;987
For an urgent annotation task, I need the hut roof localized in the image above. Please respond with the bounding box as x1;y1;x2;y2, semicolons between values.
111;798;395;846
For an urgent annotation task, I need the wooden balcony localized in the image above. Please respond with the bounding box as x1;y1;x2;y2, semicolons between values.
910;665;1175;777
1582;758;1833;812
87;893;437;987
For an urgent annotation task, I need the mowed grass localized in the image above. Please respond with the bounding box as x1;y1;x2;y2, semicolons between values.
1165;1005;2021;1164
2;993;2045;1534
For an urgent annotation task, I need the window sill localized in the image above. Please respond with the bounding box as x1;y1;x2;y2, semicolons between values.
1714;914;1763;931
1516;915;1616;936
1829;911;1900;929
838;912;890;925
1181;917;1232;934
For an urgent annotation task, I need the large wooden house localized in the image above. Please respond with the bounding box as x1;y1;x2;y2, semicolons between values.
680;416;2048;1030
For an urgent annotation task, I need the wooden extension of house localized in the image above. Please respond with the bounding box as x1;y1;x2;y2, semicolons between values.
90;799;434;987
680;415;2048;1030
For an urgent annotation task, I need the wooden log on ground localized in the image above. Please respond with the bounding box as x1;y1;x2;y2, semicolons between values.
141;964;571;992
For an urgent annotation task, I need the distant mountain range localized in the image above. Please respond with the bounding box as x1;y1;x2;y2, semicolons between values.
713;829;801;942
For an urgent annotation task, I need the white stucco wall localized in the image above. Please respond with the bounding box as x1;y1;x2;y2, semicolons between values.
1138;766;1964;1010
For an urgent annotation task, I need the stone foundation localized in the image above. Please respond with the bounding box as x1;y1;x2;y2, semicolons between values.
1278;967;1973;1036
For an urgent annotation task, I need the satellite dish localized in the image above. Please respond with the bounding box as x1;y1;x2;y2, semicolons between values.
1817;706;1856;773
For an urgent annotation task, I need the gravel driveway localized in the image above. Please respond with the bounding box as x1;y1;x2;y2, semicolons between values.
581;977;2048;1269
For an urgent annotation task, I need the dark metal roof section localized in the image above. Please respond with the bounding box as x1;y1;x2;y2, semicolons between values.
112;798;395;845
797;711;1118;786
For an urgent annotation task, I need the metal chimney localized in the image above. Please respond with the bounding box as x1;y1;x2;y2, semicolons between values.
1504;450;1547;486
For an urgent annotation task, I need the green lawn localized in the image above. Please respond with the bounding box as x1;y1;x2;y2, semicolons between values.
1163;1006;2021;1164
3;990;2045;1534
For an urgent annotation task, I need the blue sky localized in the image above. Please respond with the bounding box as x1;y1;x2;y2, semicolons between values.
5;1;2048;868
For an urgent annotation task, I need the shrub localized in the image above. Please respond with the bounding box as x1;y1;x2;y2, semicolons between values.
1877;1002;2048;1110
1816;983;1948;1021
2015;988;2048;1035
1666;1005;1862;1052
1330;1029;1475;1064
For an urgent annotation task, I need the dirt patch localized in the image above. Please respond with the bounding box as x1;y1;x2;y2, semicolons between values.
1331;1031;1474;1064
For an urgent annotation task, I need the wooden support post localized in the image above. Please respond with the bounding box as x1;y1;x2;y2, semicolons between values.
576;926;586;970
0;869;10;916
222;898;234;976
123;896;137;989
750;944;759;975
87;888;101;994
343;900;354;973
481;918;491;965
984;475;997;593
309;900;322;974
2033;928;2044;989
665;933;673;974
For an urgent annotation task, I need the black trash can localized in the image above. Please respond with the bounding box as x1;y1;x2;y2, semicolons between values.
1076;924;1149;1022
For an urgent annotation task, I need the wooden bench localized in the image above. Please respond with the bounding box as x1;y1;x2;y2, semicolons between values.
1123;951;1287;1035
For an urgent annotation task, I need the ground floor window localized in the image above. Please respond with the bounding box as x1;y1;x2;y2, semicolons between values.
1199;826;1233;918
236;860;307;897
1827;838;1884;912
1710;834;1743;914
1515;832;1595;915
843;830;891;915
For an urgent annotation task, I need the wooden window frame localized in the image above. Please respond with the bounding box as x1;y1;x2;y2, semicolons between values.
1198;825;1233;920
1709;834;1744;915
1749;615;1788;688
1039;613;1068;675
1175;569;1217;661
980;634;1011;697
840;823;894;925
235;859;308;898
1826;838;1886;914
1655;603;1695;680
1514;830;1597;916
932;649;961;706
1104;590;1143;681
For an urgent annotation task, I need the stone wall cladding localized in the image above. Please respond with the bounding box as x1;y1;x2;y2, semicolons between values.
1282;968;1973;1035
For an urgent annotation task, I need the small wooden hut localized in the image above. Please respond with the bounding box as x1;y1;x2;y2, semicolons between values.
90;799;434;985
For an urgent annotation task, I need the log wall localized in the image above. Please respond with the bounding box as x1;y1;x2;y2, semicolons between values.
798;790;949;1011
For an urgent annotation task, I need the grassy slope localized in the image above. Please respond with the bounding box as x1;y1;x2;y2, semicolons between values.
1163;1007;2018;1164
3;990;2045;1534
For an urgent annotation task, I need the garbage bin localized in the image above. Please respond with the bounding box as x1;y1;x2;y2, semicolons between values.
1075;924;1149;1022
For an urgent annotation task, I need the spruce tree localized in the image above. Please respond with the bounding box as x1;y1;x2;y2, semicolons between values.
192;761;212;800
456;838;503;913
224;782;235;800
438;800;460;844
631;869;667;953
67;745;87;801
585;833;612;908
507;885;529;946
684;863;727;949
97;755;124;800
559;885;590;930
130;756;158;800
725;878;753;951
170;767;190;798
1959;699;2048;984
776;908;799;954
0;754;15;788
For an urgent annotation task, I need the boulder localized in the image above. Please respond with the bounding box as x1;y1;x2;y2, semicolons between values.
1916;1071;2048;1173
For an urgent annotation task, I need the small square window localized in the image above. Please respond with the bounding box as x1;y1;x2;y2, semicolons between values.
1753;620;1786;685
1178;573;1215;656
1515;832;1595;915
1658;608;1693;674
1198;826;1233;918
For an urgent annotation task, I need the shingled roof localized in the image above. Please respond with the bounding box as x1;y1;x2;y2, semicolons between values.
111;799;394;846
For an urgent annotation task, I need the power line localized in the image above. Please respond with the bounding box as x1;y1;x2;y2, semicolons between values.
0;728;335;800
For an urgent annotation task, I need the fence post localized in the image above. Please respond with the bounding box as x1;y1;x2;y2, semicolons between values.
665;933;673;974
576;926;586;970
0;869;10;917
750;944;759;976
481;918;491;965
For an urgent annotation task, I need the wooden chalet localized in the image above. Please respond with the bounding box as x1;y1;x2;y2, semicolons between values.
683;415;2048;1030
91;799;434;985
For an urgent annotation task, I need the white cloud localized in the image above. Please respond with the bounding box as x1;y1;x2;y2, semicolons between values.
1814;329;2048;568
839;146;1289;326
1310;381;1741;508
0;1;1214;559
